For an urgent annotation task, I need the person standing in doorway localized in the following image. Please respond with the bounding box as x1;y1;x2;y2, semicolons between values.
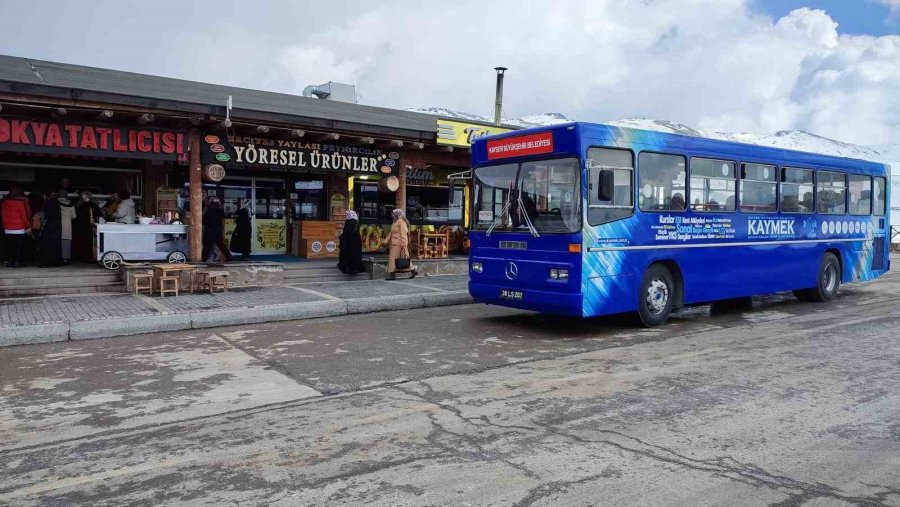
230;199;252;261
112;190;136;224
38;190;63;267
73;190;102;263
202;198;232;262
338;210;364;275
387;208;416;280
58;189;76;264
2;186;32;267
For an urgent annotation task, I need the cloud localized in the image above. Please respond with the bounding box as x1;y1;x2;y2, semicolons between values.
0;0;897;146
256;1;899;146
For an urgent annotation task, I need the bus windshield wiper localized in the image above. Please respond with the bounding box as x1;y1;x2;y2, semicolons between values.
516;191;540;238
485;195;513;237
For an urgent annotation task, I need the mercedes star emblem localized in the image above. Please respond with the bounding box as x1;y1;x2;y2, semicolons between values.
505;262;519;280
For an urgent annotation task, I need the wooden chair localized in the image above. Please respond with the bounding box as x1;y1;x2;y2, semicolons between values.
207;271;229;293
159;275;179;296
130;272;153;296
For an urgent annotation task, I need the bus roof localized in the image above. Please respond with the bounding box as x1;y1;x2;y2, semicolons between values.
471;121;890;176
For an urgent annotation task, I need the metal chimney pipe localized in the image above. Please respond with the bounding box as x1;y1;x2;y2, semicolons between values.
494;67;507;126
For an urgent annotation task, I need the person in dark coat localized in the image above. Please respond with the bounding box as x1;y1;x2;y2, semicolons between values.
230;199;252;261
37;190;63;267
72;190;102;263
338;210;365;275
202;198;232;262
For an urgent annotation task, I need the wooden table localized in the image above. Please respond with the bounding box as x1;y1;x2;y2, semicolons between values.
150;263;198;294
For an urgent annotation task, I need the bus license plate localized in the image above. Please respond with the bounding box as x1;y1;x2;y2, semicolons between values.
499;289;524;301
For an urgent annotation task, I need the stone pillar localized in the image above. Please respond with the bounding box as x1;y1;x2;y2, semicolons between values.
188;130;202;262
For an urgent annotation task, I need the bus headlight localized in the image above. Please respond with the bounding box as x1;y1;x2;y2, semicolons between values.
472;262;483;273
550;268;569;280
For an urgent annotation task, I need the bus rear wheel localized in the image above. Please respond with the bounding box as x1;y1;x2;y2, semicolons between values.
794;252;841;302
638;264;676;327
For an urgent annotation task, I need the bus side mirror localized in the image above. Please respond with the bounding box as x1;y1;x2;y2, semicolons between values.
598;169;615;201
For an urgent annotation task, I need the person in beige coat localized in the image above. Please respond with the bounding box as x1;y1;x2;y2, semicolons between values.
387;208;417;279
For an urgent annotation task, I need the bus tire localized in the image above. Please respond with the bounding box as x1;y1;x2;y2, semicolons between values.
638;264;675;327
801;252;841;302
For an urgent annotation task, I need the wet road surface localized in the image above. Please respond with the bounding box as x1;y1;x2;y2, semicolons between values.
1;267;900;505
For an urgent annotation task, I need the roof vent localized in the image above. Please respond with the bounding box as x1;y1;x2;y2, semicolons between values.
302;82;357;103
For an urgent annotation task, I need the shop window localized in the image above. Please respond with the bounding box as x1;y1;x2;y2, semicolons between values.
638;152;686;212
354;181;395;221
690;157;735;212
780;167;814;213
848;174;871;216
817;170;847;214
293;179;326;220
407;184;463;224
740;163;777;212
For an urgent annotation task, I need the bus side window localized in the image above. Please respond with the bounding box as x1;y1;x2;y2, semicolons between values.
587;147;634;226
690;157;735;212
817;170;847;214
874;176;887;216
638;152;686;212
848;174;871;216
780;167;814;214
740;163;777;212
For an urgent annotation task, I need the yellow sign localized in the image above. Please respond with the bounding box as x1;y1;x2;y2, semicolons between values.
436;120;513;147
255;219;287;253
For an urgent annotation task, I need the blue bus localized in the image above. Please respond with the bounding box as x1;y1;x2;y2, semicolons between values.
468;123;891;326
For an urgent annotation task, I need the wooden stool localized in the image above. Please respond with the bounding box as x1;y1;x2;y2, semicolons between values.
131;273;153;296
205;271;228;294
159;275;179;296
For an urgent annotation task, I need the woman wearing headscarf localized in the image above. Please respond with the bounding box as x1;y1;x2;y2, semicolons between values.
73;190;102;263
387;208;416;280
37;189;63;267
337;210;364;275
230;199;252;261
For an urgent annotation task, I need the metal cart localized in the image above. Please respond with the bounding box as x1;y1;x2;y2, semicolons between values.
96;223;189;270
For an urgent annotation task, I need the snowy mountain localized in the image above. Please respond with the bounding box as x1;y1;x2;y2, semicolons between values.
414;108;899;226
409;108;569;128
413;108;897;170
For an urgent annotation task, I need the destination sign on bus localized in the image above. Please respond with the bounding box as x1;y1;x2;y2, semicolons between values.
486;131;554;160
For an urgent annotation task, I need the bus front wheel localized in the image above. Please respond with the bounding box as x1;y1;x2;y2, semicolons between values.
638;264;676;327
794;252;841;302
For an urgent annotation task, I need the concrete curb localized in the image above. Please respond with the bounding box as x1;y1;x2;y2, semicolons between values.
0;291;474;347
190;300;348;329
0;322;69;347
70;314;193;341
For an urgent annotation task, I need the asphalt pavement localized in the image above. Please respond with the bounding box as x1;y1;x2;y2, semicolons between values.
1;261;899;505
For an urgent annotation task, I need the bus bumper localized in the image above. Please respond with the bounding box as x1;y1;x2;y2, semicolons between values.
469;281;583;317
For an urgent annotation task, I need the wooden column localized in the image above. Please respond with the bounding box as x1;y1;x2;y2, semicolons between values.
188;130;202;261
396;163;407;211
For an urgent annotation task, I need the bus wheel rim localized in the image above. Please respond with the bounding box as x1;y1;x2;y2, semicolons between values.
647;278;669;314
824;264;837;292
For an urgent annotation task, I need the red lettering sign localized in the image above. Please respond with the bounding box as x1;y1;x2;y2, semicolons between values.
486;131;554;160
0;115;186;161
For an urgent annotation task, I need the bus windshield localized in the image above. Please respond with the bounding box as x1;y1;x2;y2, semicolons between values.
474;157;581;234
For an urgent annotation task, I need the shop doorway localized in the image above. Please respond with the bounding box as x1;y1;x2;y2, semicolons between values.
210;177;287;256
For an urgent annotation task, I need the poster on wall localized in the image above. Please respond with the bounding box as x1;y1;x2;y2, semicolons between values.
255;219;287;253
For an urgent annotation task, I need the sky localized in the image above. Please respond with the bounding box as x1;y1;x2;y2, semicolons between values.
0;0;898;147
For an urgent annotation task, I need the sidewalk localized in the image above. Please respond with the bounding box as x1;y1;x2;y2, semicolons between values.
0;275;472;347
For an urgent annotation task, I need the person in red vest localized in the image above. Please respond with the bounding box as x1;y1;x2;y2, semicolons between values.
2;186;33;268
